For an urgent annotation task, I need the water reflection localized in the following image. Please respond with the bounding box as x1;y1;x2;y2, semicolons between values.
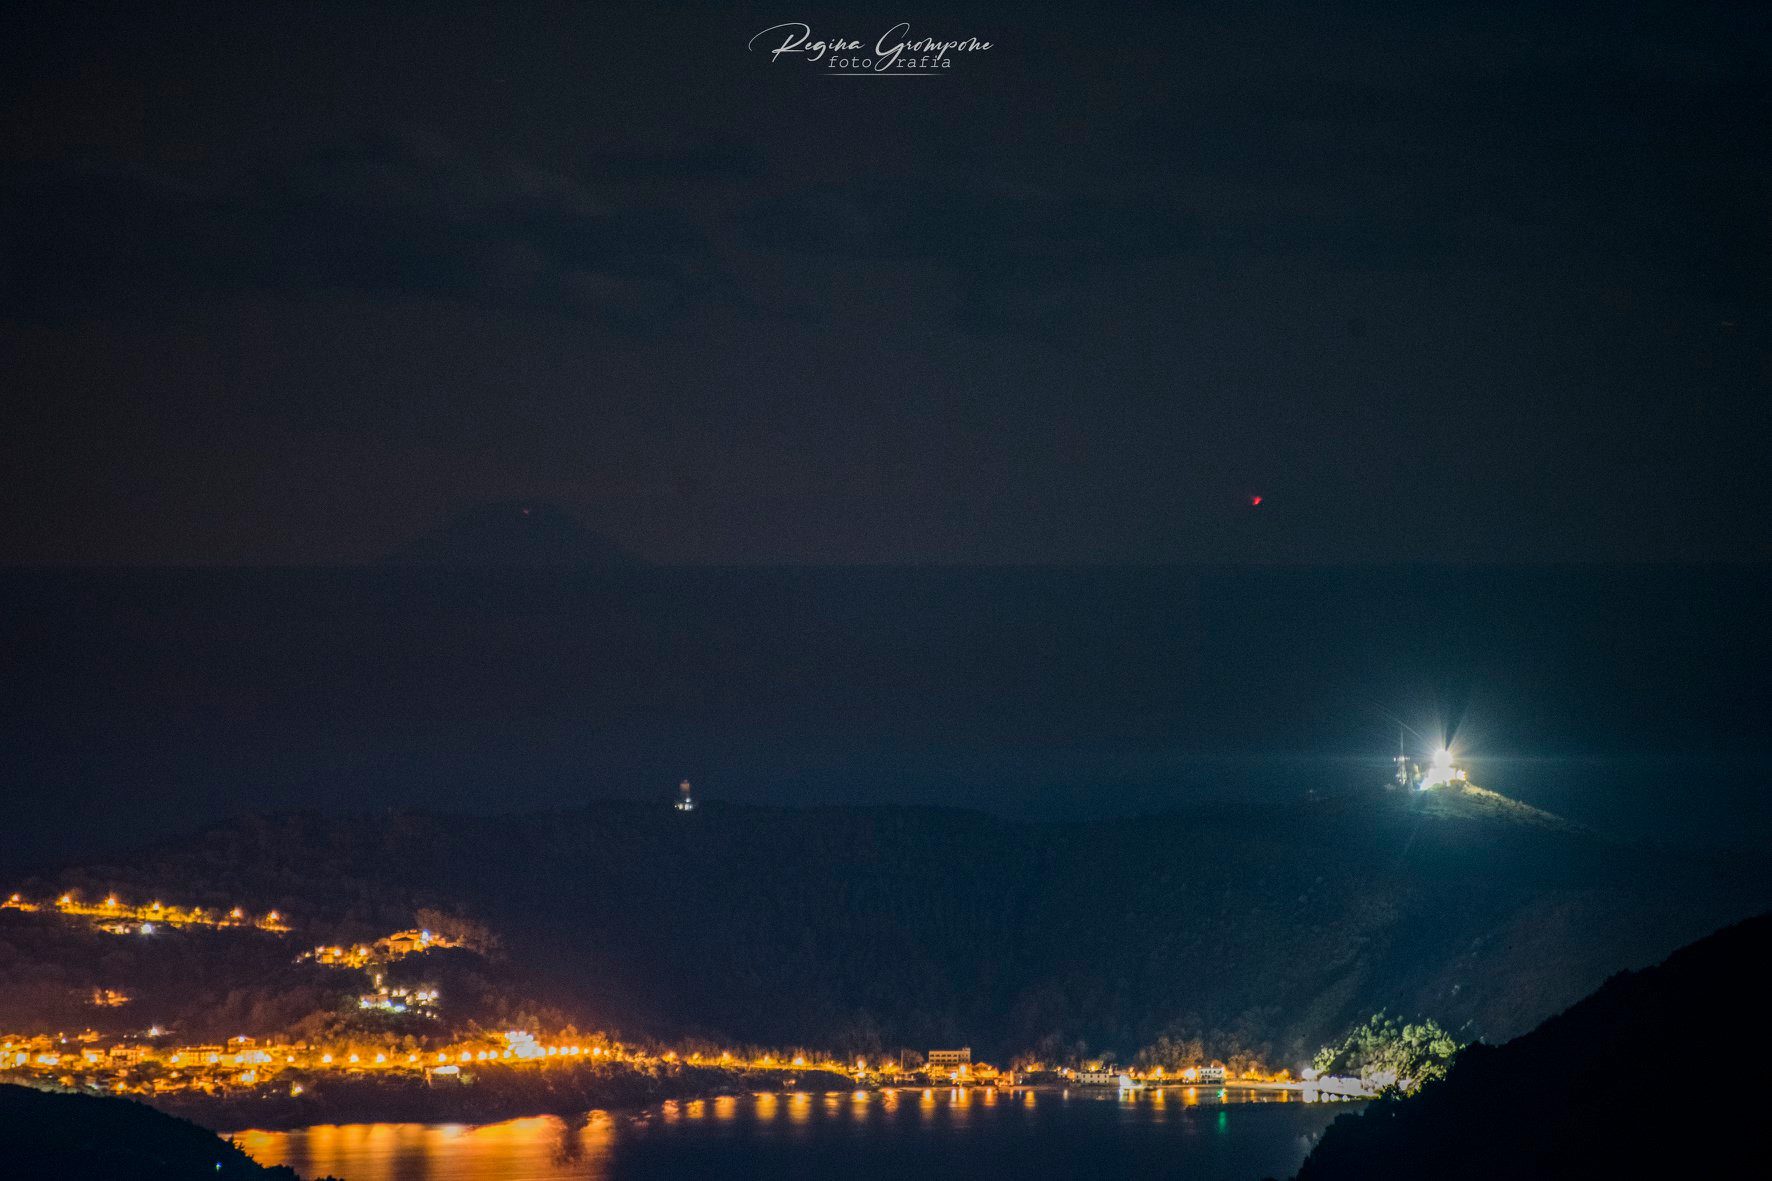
236;1114;617;1181
234;1087;1357;1181
549;1111;601;1168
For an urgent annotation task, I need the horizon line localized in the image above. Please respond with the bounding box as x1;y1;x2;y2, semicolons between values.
4;558;1768;573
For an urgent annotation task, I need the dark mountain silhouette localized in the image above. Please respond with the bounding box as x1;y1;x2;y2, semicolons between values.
386;501;639;566
1291;911;1771;1179
0;1083;317;1179
14;791;1765;1066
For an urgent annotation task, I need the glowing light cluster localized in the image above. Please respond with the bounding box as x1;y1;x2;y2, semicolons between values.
3;892;289;932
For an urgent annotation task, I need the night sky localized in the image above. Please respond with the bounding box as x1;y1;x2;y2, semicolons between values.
3;4;1771;865
4;1;1768;566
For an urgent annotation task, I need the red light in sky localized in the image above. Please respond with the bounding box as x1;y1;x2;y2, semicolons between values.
1250;495;1263;507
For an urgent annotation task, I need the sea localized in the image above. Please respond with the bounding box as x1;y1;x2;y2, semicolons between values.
234;1085;1358;1180
4;564;1766;865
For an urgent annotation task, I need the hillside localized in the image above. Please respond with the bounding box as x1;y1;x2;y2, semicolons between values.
6;791;1765;1066
1292;911;1772;1178
1412;782;1569;828
0;1083;315;1179
384;502;640;567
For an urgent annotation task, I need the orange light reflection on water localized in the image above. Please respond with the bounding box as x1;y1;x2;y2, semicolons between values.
232;1085;1330;1180
234;1114;616;1181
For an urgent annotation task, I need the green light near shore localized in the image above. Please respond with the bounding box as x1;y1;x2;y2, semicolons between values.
1217;1109;1228;1133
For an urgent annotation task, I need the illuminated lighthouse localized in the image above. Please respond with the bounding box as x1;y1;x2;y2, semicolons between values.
674;779;695;813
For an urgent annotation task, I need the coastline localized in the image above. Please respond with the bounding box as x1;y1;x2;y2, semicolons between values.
142;1063;857;1133
200;1077;1351;1135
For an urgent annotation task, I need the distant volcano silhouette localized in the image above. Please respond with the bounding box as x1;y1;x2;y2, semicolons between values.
387;502;640;566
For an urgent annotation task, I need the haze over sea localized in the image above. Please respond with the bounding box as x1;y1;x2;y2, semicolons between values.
3;564;1765;867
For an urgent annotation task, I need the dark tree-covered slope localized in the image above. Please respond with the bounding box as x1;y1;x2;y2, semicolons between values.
1292;912;1772;1179
0;1083;317;1179
12;792;1765;1063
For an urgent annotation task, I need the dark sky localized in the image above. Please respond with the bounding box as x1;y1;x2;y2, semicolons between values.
2;1;1769;565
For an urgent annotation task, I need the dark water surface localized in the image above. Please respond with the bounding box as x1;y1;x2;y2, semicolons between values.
235;1087;1358;1180
9;564;1766;866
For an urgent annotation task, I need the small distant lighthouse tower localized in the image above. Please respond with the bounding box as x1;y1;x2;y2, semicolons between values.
1393;729;1413;790
674;779;695;812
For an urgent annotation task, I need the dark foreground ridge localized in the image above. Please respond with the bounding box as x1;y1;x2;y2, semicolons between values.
0;1082;318;1179
1291;911;1772;1179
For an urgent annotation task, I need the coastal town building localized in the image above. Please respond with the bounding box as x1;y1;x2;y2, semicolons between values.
926;1047;971;1079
